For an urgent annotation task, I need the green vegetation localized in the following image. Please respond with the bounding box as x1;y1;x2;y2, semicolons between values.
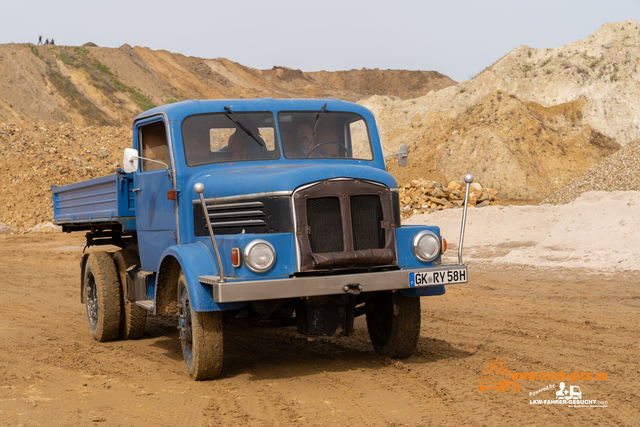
29;45;43;59
56;49;79;67
47;70;113;126
92;58;156;111
74;46;88;57
92;58;112;75
129;89;156;111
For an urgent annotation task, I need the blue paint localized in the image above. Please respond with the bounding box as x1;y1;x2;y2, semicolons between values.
52;98;465;313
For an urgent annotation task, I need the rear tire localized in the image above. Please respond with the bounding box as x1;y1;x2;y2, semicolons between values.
113;250;147;339
84;252;121;342
365;291;421;359
177;272;223;380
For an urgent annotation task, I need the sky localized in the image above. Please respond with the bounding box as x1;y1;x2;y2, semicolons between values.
2;0;639;82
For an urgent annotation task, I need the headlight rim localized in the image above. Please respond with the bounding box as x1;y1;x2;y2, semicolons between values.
412;230;441;263
243;239;276;273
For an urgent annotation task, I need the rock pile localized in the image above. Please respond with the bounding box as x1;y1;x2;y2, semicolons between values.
544;139;640;205
399;179;499;220
0;121;131;231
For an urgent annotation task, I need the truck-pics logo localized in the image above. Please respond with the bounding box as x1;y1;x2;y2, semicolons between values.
477;356;609;407
477;356;521;392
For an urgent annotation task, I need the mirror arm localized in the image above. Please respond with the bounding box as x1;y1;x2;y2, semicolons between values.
129;155;169;170
385;146;408;167
128;155;172;178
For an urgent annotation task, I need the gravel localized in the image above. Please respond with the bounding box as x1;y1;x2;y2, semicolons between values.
544;139;640;204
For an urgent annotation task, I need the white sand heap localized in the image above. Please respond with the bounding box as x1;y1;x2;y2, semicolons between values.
405;191;640;272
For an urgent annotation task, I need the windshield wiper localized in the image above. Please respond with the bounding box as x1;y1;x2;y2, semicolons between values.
311;103;327;134
223;106;265;146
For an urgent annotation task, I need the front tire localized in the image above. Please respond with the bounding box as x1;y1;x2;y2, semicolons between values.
84;252;121;342
113;250;147;339
177;272;223;380
365;291;421;359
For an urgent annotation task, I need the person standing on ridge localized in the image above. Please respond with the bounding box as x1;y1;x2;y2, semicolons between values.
38;35;42;45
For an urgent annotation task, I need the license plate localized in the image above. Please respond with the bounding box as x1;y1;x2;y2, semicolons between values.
409;269;467;287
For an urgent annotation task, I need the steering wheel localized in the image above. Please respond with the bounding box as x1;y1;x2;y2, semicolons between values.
307;141;351;158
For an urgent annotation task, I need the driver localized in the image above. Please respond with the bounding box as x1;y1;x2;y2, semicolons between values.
293;120;329;158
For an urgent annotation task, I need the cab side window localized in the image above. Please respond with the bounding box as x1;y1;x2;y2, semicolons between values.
140;121;170;172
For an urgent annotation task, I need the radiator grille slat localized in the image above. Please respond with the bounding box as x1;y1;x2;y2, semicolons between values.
206;202;265;228
193;197;293;236
351;195;385;250
307;197;343;253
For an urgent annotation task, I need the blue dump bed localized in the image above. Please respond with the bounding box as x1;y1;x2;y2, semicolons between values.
51;172;136;231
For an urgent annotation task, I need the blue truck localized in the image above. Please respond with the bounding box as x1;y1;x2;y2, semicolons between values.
52;98;472;380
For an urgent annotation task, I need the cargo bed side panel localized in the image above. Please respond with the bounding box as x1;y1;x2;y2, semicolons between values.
52;174;132;225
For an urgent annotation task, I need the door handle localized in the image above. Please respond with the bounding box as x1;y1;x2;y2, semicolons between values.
132;188;141;194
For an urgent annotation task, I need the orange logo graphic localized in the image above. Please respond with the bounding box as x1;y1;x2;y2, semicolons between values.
478;357;609;394
477;356;521;392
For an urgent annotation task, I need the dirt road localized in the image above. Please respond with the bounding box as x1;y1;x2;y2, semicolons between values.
0;232;638;426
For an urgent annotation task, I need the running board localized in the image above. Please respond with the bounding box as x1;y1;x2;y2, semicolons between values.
135;300;154;311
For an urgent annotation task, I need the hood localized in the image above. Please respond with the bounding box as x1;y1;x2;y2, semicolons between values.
185;163;397;199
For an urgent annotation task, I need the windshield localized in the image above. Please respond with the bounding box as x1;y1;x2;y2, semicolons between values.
278;111;374;160
182;112;278;166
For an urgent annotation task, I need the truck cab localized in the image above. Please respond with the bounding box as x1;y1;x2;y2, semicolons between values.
52;98;471;380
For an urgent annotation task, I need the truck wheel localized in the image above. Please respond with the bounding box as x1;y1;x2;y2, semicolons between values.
177;272;223;380
113;250;147;339
365;292;421;359
84;252;121;342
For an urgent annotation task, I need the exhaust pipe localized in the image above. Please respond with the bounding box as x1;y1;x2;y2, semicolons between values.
458;174;474;265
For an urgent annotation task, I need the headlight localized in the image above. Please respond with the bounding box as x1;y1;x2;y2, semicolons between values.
412;230;441;263
244;239;276;273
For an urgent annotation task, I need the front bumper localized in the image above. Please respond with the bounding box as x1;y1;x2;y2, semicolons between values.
199;263;467;303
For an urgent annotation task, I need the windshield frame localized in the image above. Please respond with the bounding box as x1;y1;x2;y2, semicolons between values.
181;111;279;167
278;110;374;161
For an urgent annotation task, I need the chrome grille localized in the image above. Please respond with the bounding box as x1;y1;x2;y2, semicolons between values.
307;197;343;253
351;195;385;250
294;179;396;271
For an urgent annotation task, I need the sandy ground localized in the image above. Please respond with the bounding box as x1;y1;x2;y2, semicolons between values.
408;191;640;272
1;193;638;426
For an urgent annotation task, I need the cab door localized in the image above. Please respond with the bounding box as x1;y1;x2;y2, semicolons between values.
133;117;177;272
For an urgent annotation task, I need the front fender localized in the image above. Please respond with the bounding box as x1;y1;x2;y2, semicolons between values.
396;225;446;297
159;242;247;312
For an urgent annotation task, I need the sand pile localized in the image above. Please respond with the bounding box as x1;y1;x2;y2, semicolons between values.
0;43;456;127
364;20;640;199
384;91;620;199
406;191;640;272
